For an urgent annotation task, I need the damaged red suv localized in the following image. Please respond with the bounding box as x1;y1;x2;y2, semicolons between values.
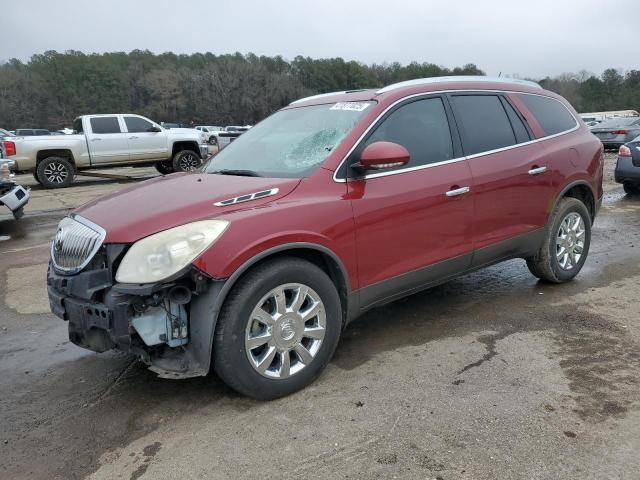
48;77;603;399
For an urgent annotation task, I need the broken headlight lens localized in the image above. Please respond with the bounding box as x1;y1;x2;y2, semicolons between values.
115;220;229;283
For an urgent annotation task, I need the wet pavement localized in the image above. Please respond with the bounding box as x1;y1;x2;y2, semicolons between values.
1;154;639;479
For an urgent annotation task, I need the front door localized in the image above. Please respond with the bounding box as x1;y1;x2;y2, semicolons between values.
123;116;169;161
346;96;475;309
86;115;130;164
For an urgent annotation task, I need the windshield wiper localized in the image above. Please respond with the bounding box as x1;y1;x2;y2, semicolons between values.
211;169;262;177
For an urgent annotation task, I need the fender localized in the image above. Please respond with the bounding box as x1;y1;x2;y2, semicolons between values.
549;179;597;221
190;242;354;376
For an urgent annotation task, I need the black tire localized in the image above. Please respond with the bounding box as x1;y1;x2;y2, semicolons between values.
623;182;640;196
526;197;591;283
155;160;174;175
172;150;202;172
32;171;43;185
213;257;342;400
208;136;217;145
36;156;74;189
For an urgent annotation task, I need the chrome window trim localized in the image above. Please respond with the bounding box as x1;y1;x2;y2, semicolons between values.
332;89;580;183
51;214;107;275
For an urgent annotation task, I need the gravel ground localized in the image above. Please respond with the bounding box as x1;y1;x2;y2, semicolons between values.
1;153;639;480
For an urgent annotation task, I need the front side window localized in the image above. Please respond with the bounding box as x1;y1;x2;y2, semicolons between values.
358;97;454;169
517;94;577;136
450;95;517;155
90;117;121;134
204;102;374;178
124;116;154;133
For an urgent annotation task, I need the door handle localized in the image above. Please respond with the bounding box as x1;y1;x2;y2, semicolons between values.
129;136;138;139
446;186;470;197
91;138;101;142
528;166;547;175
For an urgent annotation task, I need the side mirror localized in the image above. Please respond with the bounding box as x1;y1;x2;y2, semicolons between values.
148;126;162;133
352;141;410;171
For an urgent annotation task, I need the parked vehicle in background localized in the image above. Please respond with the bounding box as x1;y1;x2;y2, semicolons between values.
211;125;251;150
0;167;29;219
585;120;601;128
615;135;640;195
15;128;51;136
0;128;14;138
47;76;603;399
590;117;640;149
580;110;639;123
161;122;189;129
196;126;224;145
3;114;208;188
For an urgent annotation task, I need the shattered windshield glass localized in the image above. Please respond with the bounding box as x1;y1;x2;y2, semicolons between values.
204;102;374;178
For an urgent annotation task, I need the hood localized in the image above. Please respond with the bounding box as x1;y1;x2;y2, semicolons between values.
76;172;301;243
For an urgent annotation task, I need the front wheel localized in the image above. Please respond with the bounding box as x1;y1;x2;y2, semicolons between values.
526;197;591;283
213;258;342;400
172;150;202;172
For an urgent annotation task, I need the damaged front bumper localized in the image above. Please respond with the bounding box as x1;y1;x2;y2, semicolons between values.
47;245;226;379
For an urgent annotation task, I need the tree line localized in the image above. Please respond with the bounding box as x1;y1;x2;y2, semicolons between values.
0;50;637;130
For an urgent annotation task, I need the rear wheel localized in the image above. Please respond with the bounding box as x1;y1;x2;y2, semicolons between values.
36;156;74;188
154;160;174;175
623;182;640;195
213;258;342;400
526;197;591;283
172;150;202;172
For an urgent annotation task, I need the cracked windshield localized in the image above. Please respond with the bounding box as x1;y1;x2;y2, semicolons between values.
205;101;374;178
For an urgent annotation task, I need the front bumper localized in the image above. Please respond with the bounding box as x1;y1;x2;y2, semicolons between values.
0;183;29;219
199;143;209;159
47;247;226;379
615;156;640;184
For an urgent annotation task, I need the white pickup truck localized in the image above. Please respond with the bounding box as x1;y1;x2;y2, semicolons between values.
3;114;208;188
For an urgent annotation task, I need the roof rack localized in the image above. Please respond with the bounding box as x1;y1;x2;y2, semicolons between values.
376;76;542;94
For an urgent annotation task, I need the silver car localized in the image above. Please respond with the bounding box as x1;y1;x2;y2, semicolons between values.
591;117;640;149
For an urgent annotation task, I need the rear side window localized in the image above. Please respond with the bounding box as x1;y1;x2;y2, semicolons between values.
450;95;516;155
90;117;121;134
362;97;454;168
517;94;577;136
124;116;153;133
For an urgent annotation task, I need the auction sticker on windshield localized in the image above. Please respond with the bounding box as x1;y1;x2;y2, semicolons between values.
330;102;371;112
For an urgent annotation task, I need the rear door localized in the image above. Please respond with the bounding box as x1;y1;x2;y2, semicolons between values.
85;115;130;164
123;115;168;161
346;95;475;308
448;93;551;265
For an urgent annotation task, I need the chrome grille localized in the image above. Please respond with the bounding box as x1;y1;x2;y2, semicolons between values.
51;216;106;274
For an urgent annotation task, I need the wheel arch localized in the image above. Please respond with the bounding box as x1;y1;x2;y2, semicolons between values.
213;243;352;328
172;141;201;158
36;149;76;167
552;180;597;222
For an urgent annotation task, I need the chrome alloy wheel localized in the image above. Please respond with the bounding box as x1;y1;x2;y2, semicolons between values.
43;161;69;184
556;212;586;270
178;152;201;171
245;283;326;379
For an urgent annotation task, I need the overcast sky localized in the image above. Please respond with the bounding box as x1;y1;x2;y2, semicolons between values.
1;0;637;79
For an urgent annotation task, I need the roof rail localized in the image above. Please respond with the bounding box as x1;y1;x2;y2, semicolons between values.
289;91;347;105
376;76;542;94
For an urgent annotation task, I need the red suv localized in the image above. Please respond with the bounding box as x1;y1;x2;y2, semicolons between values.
47;77;603;399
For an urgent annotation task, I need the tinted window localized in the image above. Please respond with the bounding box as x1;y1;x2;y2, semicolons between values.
362;97;453;168
451;95;516;155
124;116;153;133
73;118;84;134
35;129;50;135
517;94;577;135
501;98;531;143
90;117;121;134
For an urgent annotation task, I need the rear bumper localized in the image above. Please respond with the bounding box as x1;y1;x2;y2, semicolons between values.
615;157;640;184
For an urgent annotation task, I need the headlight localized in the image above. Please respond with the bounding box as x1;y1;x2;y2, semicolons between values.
115;220;229;284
